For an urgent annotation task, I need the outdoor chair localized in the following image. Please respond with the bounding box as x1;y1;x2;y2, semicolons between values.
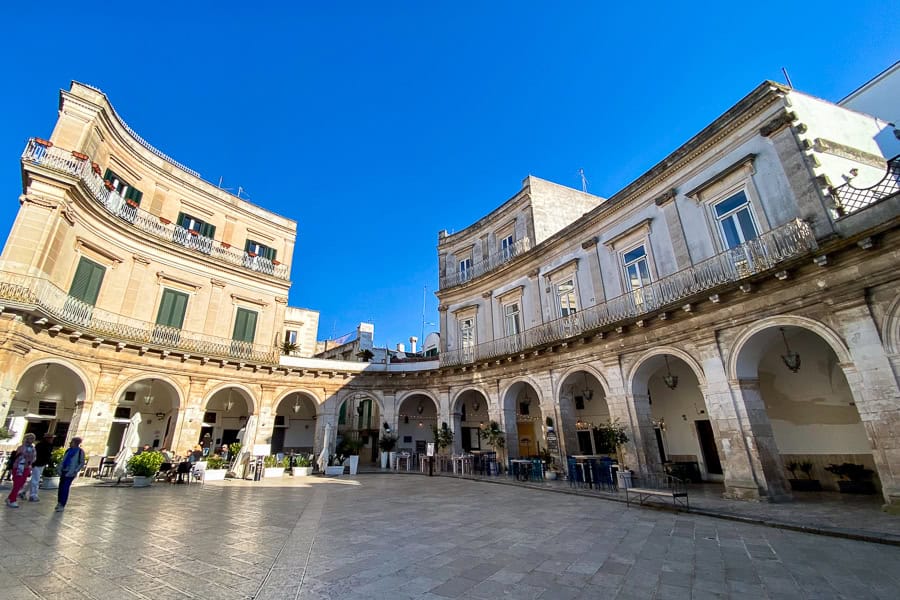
192;460;207;484
530;458;544;481
82;455;103;478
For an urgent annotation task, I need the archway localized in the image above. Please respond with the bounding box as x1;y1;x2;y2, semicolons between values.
6;362;86;448
452;389;489;452
107;377;180;455
396;393;438;457
271;391;319;455
502;381;543;459
734;325;873;494
336;392;383;464
631;352;716;482
199;387;253;455
558;369;611;459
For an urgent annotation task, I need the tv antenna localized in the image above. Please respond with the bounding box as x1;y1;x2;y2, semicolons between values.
578;168;588;193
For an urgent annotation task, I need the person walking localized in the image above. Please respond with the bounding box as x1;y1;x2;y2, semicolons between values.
6;433;36;508
55;437;85;512
26;434;54;502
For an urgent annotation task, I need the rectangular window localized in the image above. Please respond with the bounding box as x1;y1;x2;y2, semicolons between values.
459;316;475;361
177;212;216;239
623;244;652;306
458;257;472;282
284;330;298;345
37;401;57;416
500;234;514;260
244;240;276;261
714;190;759;249
202;412;217;423
114;406;131;419
156;289;189;329
102;168;143;205
232;307;259;343
68;257;106;306
504;302;521;336
555;279;578;317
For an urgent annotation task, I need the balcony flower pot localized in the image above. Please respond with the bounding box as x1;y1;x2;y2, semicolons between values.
159;217;171;225
104;180;115;191
91;162;102;175
247;252;257;258
292;466;313;477
272;260;281;266
126;200;139;208
189;230;199;236
34;138;53;148
71;151;89;161
221;242;231;249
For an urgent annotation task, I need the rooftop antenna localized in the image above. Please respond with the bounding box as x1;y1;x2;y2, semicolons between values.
578;168;588;193
781;67;794;89
217;176;234;193
421;284;435;346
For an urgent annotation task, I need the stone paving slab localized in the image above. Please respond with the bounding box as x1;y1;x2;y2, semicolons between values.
0;474;898;599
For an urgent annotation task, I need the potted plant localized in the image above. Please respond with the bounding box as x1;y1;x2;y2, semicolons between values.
430;422;454;455
293;454;313;476
40;447;66;489
263;455;285;478
91;161;102;175
538;448;560;480
0;426;13;441
71;151;89;161
786;459;822;491
281;340;298;355
204;455;227;481
594;420;631;487
325;454;345;476
127;451;165;487
159;216;172;225
337;439;362;475
825;462;877;494
479;421;506;475
378;434;397;469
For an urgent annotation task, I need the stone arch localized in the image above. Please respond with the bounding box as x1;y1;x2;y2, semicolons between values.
450;385;492;413
882;294;900;356
728;315;852;381
334;390;384;416
499;375;545;410
396;389;440;413
628;346;707;394
554;363;611;401
111;374;185;411
20;357;93;404
201;382;258;415
272;388;323;413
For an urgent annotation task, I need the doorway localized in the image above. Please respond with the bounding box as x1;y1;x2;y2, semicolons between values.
695;420;722;475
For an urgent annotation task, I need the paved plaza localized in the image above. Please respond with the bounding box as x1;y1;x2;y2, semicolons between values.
0;474;898;600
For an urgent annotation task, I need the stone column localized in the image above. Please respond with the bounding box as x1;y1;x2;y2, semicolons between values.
654;190;693;270
253;385;276;448
602;356;652;474
172;377;206;453
581;237;606;306
438;305;449;353
75;365;121;457
831;300;900;511
381;390;397;433
556;388;579;460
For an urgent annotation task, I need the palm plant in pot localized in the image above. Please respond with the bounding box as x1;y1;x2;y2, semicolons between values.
40;447;66;489
293;454;313;477
263;455;286;478
825;462;876;494
127;451;165;487
430;422;454;454
378;433;398;469
785;459;822;491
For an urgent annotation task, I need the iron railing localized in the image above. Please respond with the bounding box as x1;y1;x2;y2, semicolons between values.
21;139;289;280
0;271;277;363
830;155;900;218
440;218;817;367
440;236;532;289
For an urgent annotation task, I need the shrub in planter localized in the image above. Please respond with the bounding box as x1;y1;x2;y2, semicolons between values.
293;454;313;476
593;420;629;455
128;451;165;487
825;462;876;494
263;455;285;478
206;455;226;470
40;447;66;489
786;460;822;492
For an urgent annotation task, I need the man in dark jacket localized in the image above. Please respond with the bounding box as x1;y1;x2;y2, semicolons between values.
26;434;54;502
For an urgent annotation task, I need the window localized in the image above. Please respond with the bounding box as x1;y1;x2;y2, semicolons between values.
458;257;472;282
37;401;57;417
284;330;298;345
555;279;578;317
68;257;105;306
623;244;652;306
244;240;276;261
459;317;475;360
177;212;216;239
102;168;143;205
714;190;759;249
202;412;217;423
500;234;514;260
156;289;189;329
504;302;521;336
114;406;131;419
232;308;259;344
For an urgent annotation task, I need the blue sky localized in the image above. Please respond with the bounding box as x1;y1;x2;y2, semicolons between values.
1;3;897;349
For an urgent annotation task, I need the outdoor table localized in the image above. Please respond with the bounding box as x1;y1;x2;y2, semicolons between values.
511;459;531;481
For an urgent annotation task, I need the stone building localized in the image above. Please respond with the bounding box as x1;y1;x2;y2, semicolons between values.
0;77;898;511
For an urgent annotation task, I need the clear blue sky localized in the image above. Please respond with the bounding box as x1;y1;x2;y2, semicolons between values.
1;3;897;349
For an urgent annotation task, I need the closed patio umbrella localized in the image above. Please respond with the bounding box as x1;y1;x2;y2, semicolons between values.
317;422;334;472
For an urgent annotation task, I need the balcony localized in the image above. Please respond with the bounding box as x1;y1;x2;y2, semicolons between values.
440;218;818;367
830;155;900;218
0;271;277;363
440;236;532;289
21;139;289;280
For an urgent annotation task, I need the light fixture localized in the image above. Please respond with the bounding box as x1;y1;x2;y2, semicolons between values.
582;372;593;401
292;394;302;414
779;327;801;373
416;401;424;415
418;420;423;428
472;398;480;411
404;415;409;424
155;412;165;420
143;379;155;406
225;389;235;412
652;417;667;432
34;365;50;395
663;356;679;390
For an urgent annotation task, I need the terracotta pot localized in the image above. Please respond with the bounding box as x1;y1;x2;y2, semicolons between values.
103;180;115;191
160;217;171;225
71;151;89;161
34;138;53;147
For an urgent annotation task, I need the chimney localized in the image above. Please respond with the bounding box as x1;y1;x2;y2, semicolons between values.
409;336;418;353
396;343;405;352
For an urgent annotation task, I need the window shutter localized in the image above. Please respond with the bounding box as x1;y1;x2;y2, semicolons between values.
200;222;216;238
244;239;253;252
232;308;258;342
156;289;188;328
69;258;105;306
265;246;276;261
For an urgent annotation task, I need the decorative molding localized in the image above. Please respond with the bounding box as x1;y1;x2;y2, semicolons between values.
19;194;57;209
653;188;677;206
603;218;653;249
133;254;151;265
527;269;540;278
210;278;226;288
496;285;525;302
108;155;142;181
759;111;796;137
156;271;202;291
230;293;269;307
581;236;598;249
76;236;124;265
481;291;493;299
275;296;289;304
813;138;887;169
542;257;580;281
685;153;757;200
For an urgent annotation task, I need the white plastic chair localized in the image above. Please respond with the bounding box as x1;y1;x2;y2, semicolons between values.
191;460;207;484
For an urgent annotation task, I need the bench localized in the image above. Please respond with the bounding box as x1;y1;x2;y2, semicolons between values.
625;473;689;511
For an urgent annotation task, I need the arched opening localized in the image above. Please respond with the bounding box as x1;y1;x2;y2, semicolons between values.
6;363;85;449
503;381;543;459
271;392;318;455
452;390;489;452
199;387;252;455
558;370;611;458
632;353;717;482
336;392;382;464
396;393;438;457
107;378;180;455
735;325;874;494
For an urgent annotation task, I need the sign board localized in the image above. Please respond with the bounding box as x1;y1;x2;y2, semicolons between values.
546;431;559;455
426;443;435;457
252;444;271;457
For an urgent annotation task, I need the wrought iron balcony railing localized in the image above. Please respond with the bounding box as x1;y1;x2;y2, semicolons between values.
830;155;900;218
440;218;817;367
0;271;277;363
440;236;532;289
21;139;289;280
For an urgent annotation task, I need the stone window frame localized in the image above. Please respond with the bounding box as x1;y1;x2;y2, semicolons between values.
543;259;581;318
496;286;524;336
451;304;479;351
494;219;516;258
452;243;475;281
604;220;658;297
686;154;771;254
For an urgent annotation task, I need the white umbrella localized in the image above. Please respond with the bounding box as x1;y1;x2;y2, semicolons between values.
114;412;142;479
317;422;334;472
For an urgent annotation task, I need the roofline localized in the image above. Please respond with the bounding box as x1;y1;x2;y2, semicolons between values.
839;60;900;105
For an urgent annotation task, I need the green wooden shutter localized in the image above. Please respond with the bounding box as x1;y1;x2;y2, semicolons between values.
68;257;105;306
232;308;258;342
264;245;276;261
156;289;188;329
199;222;216;238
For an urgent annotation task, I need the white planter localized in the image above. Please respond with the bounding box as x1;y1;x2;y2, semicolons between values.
617;470;633;489
40;476;60;489
389;452;397;469
343;455;359;475
380;451;389;469
324;465;344;476
264;467;285;478
204;469;227;481
546;471;558;481
292;467;312;477
133;476;153;488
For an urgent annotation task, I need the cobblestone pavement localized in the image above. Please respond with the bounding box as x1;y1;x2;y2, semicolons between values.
0;475;898;599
